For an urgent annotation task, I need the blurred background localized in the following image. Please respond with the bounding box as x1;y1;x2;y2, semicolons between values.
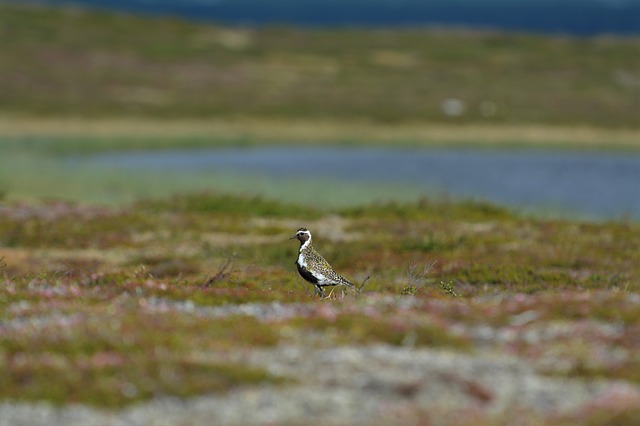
1;0;639;219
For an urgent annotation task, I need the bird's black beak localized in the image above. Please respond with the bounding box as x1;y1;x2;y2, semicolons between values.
289;235;297;240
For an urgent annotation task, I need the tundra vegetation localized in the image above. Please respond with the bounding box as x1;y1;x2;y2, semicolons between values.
1;3;639;425
1;194;639;424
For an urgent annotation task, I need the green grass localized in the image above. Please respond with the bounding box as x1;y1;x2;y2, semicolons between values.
0;303;283;407
1;4;639;127
286;313;470;349
1;192;639;409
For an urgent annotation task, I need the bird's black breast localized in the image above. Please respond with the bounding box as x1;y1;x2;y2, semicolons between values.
296;262;319;284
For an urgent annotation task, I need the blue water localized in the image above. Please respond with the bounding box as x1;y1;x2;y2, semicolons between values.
38;0;640;35
89;146;640;220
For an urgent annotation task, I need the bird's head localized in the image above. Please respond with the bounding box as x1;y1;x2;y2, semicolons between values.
290;227;312;244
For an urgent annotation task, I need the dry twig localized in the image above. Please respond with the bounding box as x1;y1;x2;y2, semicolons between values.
201;258;233;287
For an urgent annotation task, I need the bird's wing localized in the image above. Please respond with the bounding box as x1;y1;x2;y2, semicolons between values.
305;248;354;287
315;253;354;287
304;249;327;269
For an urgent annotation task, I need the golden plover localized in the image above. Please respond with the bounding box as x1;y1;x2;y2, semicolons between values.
290;227;355;297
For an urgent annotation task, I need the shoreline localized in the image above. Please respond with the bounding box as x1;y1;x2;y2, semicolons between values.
1;117;639;151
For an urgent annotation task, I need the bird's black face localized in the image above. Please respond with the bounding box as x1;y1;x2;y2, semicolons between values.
290;228;311;242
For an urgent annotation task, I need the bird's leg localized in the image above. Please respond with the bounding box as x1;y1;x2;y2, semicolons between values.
325;287;337;299
315;286;325;298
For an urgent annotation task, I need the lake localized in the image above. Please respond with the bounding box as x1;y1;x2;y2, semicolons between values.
40;0;640;35
87;146;640;221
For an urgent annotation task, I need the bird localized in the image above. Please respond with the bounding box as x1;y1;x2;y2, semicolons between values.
290;227;355;297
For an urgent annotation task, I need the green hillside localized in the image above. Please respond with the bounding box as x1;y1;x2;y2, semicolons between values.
1;3;639;127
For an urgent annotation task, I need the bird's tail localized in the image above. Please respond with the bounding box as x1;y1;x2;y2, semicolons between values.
341;277;355;287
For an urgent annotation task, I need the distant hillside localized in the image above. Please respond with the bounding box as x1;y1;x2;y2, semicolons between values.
1;4;639;127
34;0;640;35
